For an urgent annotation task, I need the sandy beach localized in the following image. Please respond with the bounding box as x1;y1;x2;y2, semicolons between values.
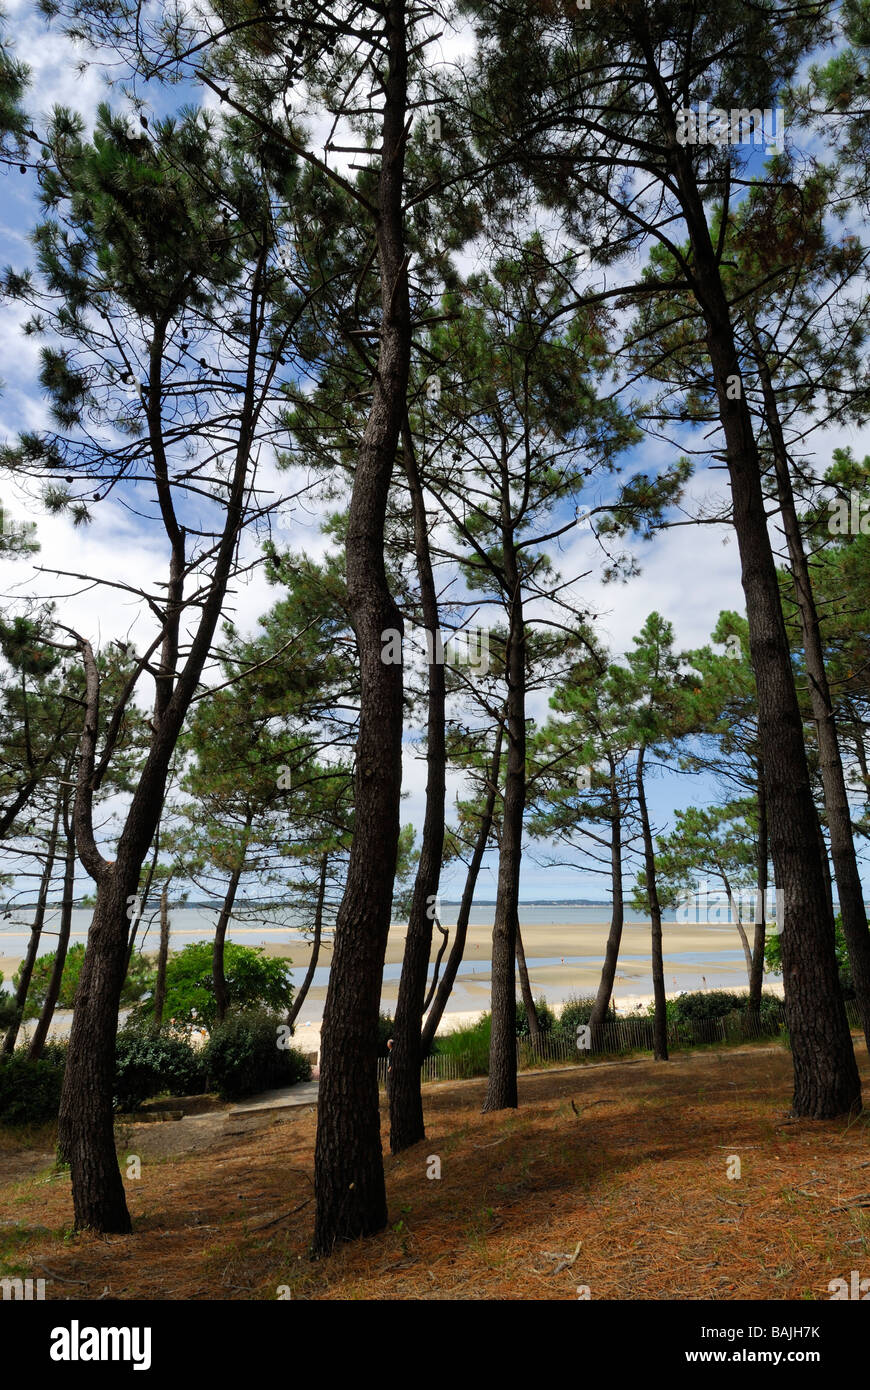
250;916;760;968
261;916;773;1013
4;916;783;1056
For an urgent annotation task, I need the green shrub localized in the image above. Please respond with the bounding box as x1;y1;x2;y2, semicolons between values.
555;994;616;1038
752;993;787;1029
435;1001;560;1053
14;942;155;1020
430;1014;490;1076
671;990;744;1022
0;992;18;1029
432;1000;566;1072
129;941;293;1033
203;1009;311;1100
114;1024;207;1111
515;996;556;1037
0;1051;65;1127
671;990;785;1026
433;1011;491;1055
40;1039;69;1068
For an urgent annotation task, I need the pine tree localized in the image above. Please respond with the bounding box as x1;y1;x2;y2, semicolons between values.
462;0;860;1115
3;98;307;1231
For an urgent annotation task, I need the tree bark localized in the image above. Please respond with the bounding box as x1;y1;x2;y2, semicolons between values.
312;0;411;1254
212;815;252;1024
286;852;328;1031
422;920;449;1014
515;919;541;1044
483;566;526;1112
753;333;870;1050
749;761;767;1012
719;865;753;984
29;802;76;1061
3;790;62;1055
420;722;503;1054
124;820;162;976
152;888;170;1028
57;868;138;1232
636;744;668;1061
590;757;624;1029
389;418;447;1153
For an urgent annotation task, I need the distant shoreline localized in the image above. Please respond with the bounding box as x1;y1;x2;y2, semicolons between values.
6;897;616;913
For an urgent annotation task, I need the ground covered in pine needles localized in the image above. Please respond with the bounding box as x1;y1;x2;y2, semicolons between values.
2;1041;869;1300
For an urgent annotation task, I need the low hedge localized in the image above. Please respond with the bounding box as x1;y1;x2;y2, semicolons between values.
0;1010;314;1125
516;996;557;1037
554;995;617;1039
670;990;784;1026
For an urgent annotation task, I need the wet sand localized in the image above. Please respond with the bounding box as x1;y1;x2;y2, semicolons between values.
241;917;754;966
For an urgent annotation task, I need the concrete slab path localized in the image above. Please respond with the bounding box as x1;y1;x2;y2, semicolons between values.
227;1080;319;1116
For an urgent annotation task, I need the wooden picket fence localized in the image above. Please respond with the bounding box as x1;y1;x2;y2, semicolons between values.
374;998;828;1086
378;1050;489;1086
518;1006;790;1063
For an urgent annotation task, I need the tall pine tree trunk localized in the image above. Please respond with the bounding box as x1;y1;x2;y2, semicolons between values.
153;888;170;1028
212;816;252;1024
420;723;503;1054
422;921;449;1013
58;212;269;1226
483;581;526;1113
753;333;870;1051
652;86;861;1114
286;852;328;1031
312;0;411;1254
817;812;835;922
515;919;541;1045
29;803;76;1061
720;868;753;983
60;350;257;1230
749;762;767;1012
389;419;446;1153
699;314;859;1113
636;744;667;1060
57;865;139;1232
590;759;624;1029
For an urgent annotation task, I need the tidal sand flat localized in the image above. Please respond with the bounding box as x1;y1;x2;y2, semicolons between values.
3;914;777;1050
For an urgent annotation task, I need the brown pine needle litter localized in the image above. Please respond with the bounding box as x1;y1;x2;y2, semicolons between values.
2;1042;869;1301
